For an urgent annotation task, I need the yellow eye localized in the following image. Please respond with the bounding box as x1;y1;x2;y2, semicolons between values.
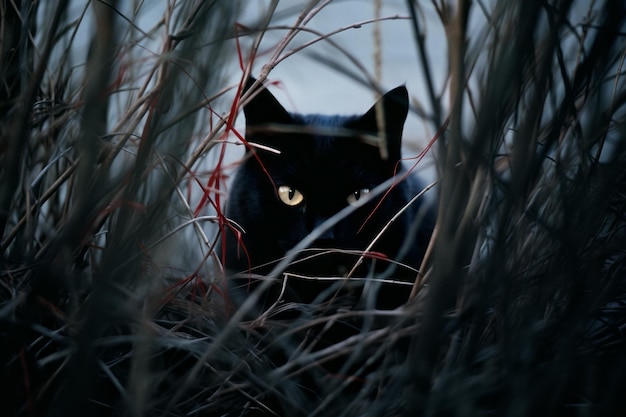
347;188;371;205
277;185;304;206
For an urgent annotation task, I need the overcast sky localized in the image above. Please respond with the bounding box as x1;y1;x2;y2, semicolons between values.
232;0;448;155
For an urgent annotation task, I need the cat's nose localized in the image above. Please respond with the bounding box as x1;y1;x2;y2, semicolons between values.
311;217;334;240
317;227;334;240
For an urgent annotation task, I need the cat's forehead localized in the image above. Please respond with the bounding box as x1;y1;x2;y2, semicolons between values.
275;133;380;165
294;113;355;129
266;136;389;189
283;113;380;158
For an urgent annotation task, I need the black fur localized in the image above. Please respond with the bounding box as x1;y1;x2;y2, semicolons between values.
221;78;435;310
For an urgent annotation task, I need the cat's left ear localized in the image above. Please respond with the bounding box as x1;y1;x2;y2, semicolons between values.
349;86;409;162
242;77;293;128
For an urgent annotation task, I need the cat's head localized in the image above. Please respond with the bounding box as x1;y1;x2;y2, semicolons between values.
242;77;409;165
224;78;413;275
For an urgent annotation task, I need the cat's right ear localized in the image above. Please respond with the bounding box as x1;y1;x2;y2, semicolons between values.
242;77;293;128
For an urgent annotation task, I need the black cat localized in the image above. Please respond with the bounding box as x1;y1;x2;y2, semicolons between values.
221;78;436;311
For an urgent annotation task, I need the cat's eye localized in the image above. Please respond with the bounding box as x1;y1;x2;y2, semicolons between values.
277;185;304;206
347;188;371;205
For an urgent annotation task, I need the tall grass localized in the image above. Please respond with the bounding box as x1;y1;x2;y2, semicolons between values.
1;1;625;416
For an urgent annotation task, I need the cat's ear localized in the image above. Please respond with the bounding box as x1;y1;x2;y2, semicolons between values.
350;86;409;162
242;77;293;128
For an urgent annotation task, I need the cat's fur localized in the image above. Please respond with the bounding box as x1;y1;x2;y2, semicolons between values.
221;78;435;310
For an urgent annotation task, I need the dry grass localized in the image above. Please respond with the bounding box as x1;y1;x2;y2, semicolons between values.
1;1;626;416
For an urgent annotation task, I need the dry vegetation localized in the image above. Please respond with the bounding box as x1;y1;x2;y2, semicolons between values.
1;1;626;416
